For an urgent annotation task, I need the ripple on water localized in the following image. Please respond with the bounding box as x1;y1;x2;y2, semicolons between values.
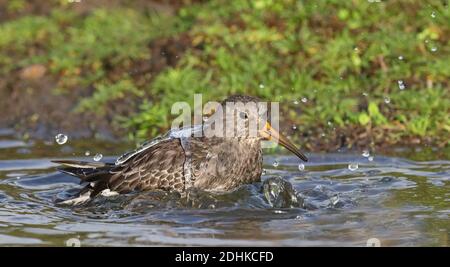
0;137;449;246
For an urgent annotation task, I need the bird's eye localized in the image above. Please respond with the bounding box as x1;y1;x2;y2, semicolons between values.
239;112;248;120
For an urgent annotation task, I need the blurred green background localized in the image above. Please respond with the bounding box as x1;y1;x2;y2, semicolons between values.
0;0;448;151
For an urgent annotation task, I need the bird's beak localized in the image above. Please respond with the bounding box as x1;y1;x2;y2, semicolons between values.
259;122;308;162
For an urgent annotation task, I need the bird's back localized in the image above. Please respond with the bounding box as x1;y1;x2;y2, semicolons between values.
55;136;263;204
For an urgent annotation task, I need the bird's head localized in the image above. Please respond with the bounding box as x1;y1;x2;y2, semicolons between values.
206;94;308;162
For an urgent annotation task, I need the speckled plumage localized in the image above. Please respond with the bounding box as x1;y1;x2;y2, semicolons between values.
54;95;306;204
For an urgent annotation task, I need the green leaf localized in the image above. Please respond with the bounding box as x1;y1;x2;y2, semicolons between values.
358;112;371;125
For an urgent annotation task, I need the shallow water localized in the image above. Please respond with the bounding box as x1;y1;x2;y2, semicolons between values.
0;130;448;246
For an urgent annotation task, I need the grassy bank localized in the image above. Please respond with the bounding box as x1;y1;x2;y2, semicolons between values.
0;0;448;151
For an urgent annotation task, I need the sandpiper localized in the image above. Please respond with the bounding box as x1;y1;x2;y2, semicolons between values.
53;95;308;204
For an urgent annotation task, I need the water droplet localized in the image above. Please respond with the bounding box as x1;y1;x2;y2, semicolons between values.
362;150;370;157
384;96;391;104
259;84;265;89
368;156;374;162
431;11;436;18
330;195;340;206
298;163;305;171
397;80;406;90
348;163;358;171
301;97;308;103
55;134;68;145
273;161;279;167
85;151;90;156
430;47;438;52
398;55;404;60
93;153;103;162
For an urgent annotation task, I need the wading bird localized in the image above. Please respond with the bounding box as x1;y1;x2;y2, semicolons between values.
53;95;308;204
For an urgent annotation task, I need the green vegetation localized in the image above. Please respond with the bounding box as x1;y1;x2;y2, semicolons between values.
0;0;449;149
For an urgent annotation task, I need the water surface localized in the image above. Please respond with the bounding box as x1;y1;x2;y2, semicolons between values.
0;130;448;246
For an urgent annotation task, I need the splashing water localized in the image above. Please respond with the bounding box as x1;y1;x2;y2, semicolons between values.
0;133;448;247
348;163;359;171
362;150;370;157
397;80;406;90
330;195;340;206
93;153;103;161
55;134;68;145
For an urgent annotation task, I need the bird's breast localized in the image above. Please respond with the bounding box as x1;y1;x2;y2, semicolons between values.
187;138;263;191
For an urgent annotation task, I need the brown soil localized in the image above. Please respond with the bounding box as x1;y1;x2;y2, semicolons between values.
0;0;194;140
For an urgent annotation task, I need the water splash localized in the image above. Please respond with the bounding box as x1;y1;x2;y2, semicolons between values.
330;195;340;206
93;153;103;162
362;150;370;157
397;80;406;90
262;176;302;208
298;163;305;171
55;134;68;145
348;163;359;171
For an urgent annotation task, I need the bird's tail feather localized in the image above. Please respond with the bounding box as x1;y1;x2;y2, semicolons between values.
52;160;113;182
53;160;117;204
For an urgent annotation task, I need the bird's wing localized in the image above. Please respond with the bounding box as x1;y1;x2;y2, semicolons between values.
106;138;186;194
